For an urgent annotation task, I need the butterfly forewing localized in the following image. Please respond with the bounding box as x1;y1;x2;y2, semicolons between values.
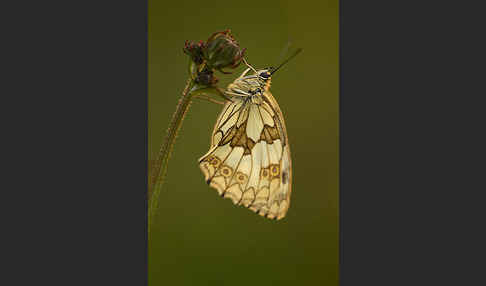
199;72;292;220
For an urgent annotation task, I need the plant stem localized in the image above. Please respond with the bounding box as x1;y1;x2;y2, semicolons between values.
148;78;195;235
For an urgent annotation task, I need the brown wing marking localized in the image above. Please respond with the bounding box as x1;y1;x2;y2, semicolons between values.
199;91;292;220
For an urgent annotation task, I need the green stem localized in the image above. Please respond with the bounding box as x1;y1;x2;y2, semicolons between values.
148;78;195;235
148;73;229;237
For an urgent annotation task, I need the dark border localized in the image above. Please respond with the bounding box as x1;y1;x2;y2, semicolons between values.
341;1;483;285
9;0;148;284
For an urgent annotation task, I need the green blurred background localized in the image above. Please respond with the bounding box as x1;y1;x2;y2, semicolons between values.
149;0;338;285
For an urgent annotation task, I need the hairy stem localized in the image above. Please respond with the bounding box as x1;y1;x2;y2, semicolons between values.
148;78;195;235
148;76;229;236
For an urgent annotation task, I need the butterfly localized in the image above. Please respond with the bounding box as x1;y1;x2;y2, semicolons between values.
198;49;301;220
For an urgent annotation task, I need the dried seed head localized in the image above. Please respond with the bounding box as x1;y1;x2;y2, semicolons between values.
195;67;218;86
203;30;246;71
183;30;246;86
183;40;205;65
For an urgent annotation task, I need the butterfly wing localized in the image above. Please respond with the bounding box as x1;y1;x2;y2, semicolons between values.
199;92;292;220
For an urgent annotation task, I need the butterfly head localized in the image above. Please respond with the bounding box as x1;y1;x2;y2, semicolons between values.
257;69;272;81
255;69;272;91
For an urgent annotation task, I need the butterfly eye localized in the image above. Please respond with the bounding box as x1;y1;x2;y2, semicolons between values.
259;72;270;79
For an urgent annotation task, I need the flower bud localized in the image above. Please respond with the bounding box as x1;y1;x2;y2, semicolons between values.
195;67;218;86
183;30;246;87
183;40;205;65
203;30;246;71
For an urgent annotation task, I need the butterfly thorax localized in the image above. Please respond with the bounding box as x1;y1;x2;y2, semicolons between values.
226;69;272;101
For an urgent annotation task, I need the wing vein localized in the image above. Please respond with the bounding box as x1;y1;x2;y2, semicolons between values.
218;100;245;130
207;144;234;183
223;152;244;196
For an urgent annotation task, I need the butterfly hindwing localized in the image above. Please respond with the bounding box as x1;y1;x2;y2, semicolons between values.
199;91;292;220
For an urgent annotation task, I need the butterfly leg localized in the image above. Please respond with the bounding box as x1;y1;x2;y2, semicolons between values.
237;67;253;79
212;87;234;102
193;94;225;105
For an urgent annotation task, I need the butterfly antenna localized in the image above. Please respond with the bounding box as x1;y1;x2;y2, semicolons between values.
275;41;293;65
270;48;302;75
242;58;258;73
